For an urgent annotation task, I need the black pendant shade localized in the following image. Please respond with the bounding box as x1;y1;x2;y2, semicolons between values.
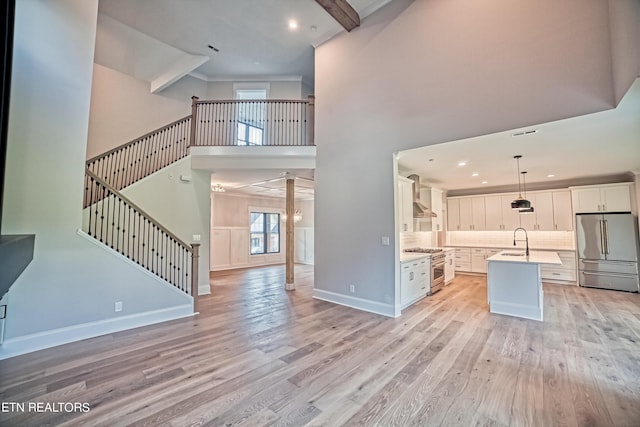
511;198;531;210
511;155;532;211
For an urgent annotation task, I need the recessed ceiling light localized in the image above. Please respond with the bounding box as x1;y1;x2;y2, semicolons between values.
482;181;488;184
458;161;467;167
472;172;479;177
547;174;555;178
288;19;298;30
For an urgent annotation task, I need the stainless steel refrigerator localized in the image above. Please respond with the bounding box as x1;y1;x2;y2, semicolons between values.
576;213;640;292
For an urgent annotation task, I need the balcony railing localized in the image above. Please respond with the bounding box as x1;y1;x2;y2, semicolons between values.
189;96;315;147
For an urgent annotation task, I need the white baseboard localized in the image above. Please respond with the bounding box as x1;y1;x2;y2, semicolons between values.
0;305;194;360
312;289;399;318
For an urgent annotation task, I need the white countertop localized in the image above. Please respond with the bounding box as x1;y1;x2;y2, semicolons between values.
447;245;575;252
487;250;562;265
400;253;430;263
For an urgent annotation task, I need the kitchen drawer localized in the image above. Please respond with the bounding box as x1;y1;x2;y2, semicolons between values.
455;253;471;262
455;262;472;272
541;267;576;282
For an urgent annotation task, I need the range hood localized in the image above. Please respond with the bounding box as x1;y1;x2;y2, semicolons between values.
407;174;437;218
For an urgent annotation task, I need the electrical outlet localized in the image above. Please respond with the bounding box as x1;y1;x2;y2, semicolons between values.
349;284;355;293
114;301;123;312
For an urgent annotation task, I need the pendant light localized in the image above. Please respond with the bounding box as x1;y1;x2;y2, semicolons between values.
511;155;531;210
519;171;535;214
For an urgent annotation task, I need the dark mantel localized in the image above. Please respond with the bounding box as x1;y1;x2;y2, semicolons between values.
0;234;34;300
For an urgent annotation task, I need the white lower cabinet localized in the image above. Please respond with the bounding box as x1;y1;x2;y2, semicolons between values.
401;256;430;309
471;249;487;273
471;248;502;273
444;248;455;283
540;250;577;283
453;248;471;272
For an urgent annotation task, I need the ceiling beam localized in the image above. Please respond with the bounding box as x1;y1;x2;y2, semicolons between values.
315;0;360;32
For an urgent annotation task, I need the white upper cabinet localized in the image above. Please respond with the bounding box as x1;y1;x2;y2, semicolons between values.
456;197;485;231
447;198;461;231
485;193;520;231
571;184;632;213
431;188;444;231
552;190;573;231
398;176;414;232
449;189;574;233
520;192;554;231
519;190;573;231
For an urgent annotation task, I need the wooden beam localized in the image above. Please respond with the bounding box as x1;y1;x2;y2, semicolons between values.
285;177;295;290
315;0;360;32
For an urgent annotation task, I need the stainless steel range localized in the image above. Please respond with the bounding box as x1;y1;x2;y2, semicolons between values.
404;248;445;293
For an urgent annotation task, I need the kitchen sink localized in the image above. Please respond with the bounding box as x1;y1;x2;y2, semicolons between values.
501;252;526;257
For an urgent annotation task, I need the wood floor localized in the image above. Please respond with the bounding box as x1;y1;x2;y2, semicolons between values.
1;266;640;426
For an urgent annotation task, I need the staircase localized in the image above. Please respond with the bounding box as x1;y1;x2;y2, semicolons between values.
81;96;315;309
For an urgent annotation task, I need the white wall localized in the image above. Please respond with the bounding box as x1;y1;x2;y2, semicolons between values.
1;0;192;358
313;0;640;316
121;158;211;295
205;80;304;100
86;64;196;159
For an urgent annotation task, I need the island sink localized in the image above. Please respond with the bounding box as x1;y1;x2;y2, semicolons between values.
500;252;526;257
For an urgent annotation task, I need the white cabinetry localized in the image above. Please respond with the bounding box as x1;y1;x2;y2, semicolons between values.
540;250;577;283
485;193;520;231
431;188;443;231
453;247;471;272
447;198;461;231
520;192;554;231
453;197;485;231
398;176;414;232
552;191;574;231
470;248;502;273
471;248;487;273
444;248;455;283
571;184;632;213
401;256;430;309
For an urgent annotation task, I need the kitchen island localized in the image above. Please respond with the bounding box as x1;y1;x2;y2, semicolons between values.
486;250;562;321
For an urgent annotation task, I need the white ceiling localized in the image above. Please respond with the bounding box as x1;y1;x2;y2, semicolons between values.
210;169;315;200
96;0;392;200
97;0;391;85
398;77;640;195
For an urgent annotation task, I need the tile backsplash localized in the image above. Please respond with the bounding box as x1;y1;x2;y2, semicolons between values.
447;230;575;250
400;232;433;250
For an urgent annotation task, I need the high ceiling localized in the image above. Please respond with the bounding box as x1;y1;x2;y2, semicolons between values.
96;0;392;200
398;77;640;196
97;0;391;85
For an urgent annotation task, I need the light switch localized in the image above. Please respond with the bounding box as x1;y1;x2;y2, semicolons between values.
381;236;390;246
193;234;201;242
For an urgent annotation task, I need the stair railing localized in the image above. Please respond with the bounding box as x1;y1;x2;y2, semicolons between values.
86;115;191;194
83;169;199;305
189;95;315;147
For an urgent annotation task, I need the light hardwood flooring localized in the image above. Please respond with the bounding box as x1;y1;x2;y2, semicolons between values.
1;265;640;426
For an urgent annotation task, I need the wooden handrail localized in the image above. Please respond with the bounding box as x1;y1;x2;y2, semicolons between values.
86;115;191;165
84;168;193;253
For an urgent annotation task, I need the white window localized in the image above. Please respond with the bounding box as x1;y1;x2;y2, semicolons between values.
234;85;268;146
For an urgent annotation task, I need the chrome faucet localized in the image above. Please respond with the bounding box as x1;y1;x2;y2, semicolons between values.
513;227;530;256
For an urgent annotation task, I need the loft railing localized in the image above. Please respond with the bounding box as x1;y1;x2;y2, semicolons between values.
189;95;315;147
83;169;199;303
86;115;191;193
85;96;314;195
